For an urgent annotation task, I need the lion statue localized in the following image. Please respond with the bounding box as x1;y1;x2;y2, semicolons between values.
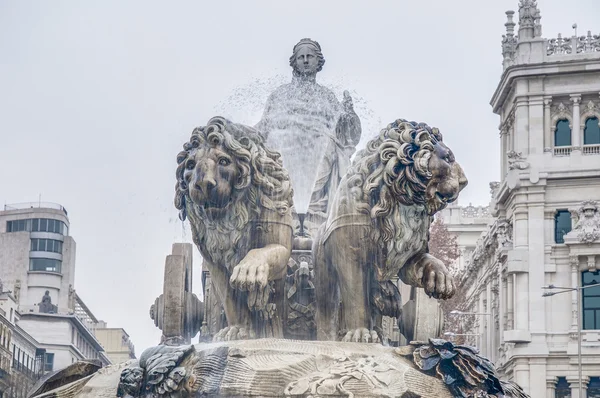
175;116;294;341
313;119;468;343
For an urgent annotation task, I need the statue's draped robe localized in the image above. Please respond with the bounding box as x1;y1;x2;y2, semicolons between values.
255;80;360;229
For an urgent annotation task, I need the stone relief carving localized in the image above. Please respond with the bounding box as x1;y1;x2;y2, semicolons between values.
571;200;600;244
174;117;294;340
117;345;198;398
507;150;530;170
313;119;468;343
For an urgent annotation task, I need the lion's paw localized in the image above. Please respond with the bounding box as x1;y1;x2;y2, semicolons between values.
213;325;251;342
342;328;380;343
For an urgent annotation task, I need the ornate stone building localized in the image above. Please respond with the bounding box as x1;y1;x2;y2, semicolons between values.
439;202;495;272
461;1;600;397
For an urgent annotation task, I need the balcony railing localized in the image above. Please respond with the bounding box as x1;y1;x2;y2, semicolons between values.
583;144;600;155
3;202;68;216
554;146;572;156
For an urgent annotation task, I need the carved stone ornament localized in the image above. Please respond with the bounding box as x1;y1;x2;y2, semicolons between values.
507;150;530;170
117;345;198;398
30;339;529;398
572;200;600;244
547;34;572;55
496;219;513;251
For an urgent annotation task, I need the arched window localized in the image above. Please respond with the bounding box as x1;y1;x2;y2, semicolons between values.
554;119;571;146
584;116;600;145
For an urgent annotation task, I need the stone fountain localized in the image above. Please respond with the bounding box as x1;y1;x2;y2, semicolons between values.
28;39;529;398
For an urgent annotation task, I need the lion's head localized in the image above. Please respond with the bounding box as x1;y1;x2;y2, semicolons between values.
174;116;293;230
350;119;467;240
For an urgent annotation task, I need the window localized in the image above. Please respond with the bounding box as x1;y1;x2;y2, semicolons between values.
554;210;571;243
589;377;600;398
555;119;572;147
555;377;570;398
582;271;600;330
584;117;600;145
31;238;63;253
7;218;67;234
44;353;54;373
6;219;30;233
29;258;62;273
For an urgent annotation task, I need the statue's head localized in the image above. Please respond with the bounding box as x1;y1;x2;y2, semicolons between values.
354;120;468;221
289;38;325;78
175;117;293;223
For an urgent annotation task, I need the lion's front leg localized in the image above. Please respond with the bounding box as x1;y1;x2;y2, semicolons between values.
399;253;455;300
229;244;289;310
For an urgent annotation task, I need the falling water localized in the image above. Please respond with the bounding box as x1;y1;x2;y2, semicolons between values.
213;74;382;213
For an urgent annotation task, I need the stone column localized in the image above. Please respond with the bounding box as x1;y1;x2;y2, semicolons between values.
529;197;546;332
500;128;508;176
507;274;514;329
502;275;508;331
544;97;552;152
571;255;580;330
514;208;530;332
571;94;582;151
529;95;545;155
515;96;530;155
567;375;590;398
546;377;557;398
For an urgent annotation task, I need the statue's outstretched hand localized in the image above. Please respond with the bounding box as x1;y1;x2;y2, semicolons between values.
230;253;271;310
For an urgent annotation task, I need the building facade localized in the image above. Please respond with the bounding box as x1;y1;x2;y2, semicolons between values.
93;323;136;364
439;202;495;272
0;203;113;380
460;1;600;397
0;285;44;398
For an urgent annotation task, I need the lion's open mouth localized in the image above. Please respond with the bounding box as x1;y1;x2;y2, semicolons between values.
435;192;448;204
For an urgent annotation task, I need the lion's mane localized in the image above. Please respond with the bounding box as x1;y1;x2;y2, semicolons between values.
347;119;442;244
174;116;293;268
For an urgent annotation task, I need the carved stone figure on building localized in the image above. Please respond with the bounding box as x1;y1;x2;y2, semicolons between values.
313;119;468;342
571;200;600;244
507;150;529;170
255;38;362;236
38;290;57;314
174;117;294;340
13;279;21;304
496;219;513;249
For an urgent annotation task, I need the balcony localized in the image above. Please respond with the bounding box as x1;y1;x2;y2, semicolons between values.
583;144;600;155
553;146;572;156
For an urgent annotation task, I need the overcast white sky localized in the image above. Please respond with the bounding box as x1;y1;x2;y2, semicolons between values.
1;0;598;356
